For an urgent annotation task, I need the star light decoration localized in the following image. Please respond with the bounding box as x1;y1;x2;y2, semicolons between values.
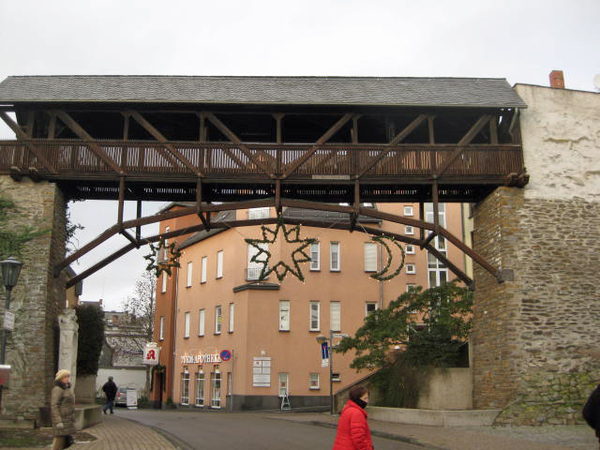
245;217;318;282
144;237;182;278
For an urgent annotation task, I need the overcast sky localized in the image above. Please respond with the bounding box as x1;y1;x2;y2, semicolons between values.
1;0;598;310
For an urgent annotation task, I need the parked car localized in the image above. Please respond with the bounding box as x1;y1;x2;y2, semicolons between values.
115;387;129;406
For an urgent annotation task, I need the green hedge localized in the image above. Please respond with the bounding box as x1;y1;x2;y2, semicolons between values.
75;304;105;376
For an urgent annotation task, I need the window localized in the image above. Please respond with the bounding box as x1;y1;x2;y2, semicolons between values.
425;202;446;226
406;264;416;274
198;309;205;336
181;369;190;405
310;242;320;271
211;369;221;408
407;284;417;292
279;300;290;331
330;242;341;271
247;243;268;281
215;306;222;334
248;207;270;219
161;272;167;293
201;256;208;284
364;242;377;272
195;370;205;406
278;373;289;397
365;302;377;316
229;303;235;333
159;316;165;340
309;301;320;331
216;250;223;279
186;262;193;287
428;235;448;288
184;312;190;338
330;302;341;331
405;225;414;235
404;205;414;216
405;244;415;254
309;373;320;390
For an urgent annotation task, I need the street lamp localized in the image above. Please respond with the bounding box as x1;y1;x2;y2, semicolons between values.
316;332;334;414
0;257;23;365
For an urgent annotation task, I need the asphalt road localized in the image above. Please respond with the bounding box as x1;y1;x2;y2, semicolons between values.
117;408;426;450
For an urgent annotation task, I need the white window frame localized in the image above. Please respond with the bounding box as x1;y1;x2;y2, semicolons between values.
186;261;193;287
309;373;320;390
330;242;341;272
247;243;268;281
406;263;416;274
310;242;320;271
405;225;415;235
406;284;417;292
330;301;341;332
228;303;235;333
364;242;377;272
279;300;290;331
159;316;165;340
181;369;190;405
201;256;208;284
404;205;414;216
215;306;222;334
248;207;270;219
278;373;289;397
309;301;320;331
365;302;378;316
216;250;224;279
195;370;205;407
184;312;191;338
211;369;221;409
405;244;415;254
161;272;167;293
198;309;205;336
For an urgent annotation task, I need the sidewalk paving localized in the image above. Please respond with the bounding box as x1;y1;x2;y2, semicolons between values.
266;412;599;450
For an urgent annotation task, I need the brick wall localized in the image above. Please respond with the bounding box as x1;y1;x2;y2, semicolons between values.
473;186;600;424
0;176;66;420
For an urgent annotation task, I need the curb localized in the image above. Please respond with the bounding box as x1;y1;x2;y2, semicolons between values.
116;416;194;450
308;420;447;450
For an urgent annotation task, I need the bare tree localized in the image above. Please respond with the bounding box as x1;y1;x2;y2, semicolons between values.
122;271;156;341
121;271;157;396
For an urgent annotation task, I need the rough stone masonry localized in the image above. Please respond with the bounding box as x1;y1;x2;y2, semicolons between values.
471;84;600;424
0;176;66;421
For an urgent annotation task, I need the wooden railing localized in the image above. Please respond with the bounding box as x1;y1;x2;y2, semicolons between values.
0;139;523;181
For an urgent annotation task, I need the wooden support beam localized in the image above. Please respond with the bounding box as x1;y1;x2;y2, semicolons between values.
275;179;282;215
0;112;58;174
435;115;492;178
48;112;56;139
428;116;435;144
66;242;137;288
136;201;142;241
204;112;273;177
196;178;211;231
127;111;203;177
282;113;355;179
25;112;35;138
424;244;473;287
357;114;429;178
54;110;124;174
121;230;139;248
117;176;126;230
490;116;498;145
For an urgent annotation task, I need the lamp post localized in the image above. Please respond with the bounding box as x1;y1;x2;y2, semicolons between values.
316;331;334;414
0;257;23;365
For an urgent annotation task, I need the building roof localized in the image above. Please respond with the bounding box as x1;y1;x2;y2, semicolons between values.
0;75;526;108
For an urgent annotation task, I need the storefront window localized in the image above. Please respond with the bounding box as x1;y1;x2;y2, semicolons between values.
195;370;204;407
181;369;190;405
211;369;222;408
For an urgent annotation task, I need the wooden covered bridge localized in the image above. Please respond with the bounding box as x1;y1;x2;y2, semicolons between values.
0;75;527;285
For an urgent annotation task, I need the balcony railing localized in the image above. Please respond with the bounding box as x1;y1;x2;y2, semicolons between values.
0;139;524;181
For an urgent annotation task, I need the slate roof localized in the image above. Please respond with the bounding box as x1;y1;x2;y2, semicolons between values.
0;76;526;108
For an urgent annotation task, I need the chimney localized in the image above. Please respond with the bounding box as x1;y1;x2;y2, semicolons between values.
549;70;565;89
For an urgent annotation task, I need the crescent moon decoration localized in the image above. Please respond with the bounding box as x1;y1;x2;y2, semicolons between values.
369;235;406;281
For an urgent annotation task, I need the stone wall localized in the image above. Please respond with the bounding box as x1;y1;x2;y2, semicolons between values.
472;85;600;424
0;176;66;420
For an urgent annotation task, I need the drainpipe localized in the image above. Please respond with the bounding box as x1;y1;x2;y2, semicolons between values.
170;263;180;405
378;220;384;309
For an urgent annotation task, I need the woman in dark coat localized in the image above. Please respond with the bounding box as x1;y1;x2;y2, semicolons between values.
583;383;600;449
332;385;373;450
50;369;75;450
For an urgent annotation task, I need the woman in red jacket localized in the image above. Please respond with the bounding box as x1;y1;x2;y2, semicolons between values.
333;386;373;450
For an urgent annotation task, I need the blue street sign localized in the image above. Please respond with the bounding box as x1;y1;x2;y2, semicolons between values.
321;342;329;360
220;349;232;361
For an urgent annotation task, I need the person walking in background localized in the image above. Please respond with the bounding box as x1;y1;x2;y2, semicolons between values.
101;376;118;414
50;369;75;450
583;383;600;449
332;385;374;450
